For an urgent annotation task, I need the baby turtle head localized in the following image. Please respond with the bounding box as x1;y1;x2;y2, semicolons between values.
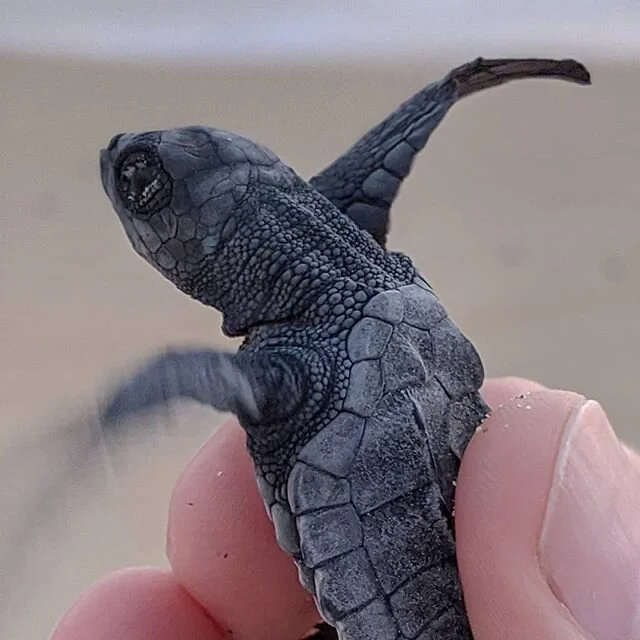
100;126;305;333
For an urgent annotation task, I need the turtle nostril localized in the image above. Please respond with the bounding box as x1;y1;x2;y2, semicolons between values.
107;133;124;152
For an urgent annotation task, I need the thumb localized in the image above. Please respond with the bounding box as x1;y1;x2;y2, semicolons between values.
455;390;640;639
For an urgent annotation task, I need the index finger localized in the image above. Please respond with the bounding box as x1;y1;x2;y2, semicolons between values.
167;418;321;640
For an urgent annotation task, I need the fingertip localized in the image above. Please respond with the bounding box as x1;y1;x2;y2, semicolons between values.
168;419;319;640
455;390;587;639
480;376;547;408
50;567;221;640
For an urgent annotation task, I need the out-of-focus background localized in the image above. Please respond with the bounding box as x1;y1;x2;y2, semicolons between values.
1;1;639;638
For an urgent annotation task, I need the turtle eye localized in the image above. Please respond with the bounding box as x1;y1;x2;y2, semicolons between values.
116;147;172;217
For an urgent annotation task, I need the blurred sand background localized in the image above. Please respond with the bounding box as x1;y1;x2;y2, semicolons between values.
1;51;639;638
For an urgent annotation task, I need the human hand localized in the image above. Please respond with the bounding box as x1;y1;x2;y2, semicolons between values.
50;377;640;639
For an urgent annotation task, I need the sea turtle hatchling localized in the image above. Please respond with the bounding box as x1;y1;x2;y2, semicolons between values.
98;57;591;639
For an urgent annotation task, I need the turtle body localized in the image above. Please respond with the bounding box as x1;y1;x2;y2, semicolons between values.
98;58;591;639
258;279;486;639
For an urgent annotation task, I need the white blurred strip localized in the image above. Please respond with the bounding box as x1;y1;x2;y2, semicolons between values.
1;0;639;61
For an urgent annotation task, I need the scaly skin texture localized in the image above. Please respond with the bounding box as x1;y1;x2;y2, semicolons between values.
98;58;591;639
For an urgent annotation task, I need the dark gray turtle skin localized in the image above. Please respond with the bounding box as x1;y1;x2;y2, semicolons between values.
98;58;590;640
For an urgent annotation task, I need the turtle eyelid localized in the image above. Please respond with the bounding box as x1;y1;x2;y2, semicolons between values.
107;133;123;152
115;143;156;169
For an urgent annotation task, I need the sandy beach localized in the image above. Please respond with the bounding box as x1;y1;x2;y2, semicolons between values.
1;53;639;638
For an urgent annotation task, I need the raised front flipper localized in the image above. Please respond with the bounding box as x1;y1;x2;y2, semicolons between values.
100;348;304;431
310;56;590;247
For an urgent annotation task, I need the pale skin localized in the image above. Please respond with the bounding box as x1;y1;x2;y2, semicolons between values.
50;377;640;640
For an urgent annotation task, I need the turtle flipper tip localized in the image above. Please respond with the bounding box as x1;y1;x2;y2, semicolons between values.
98;385;147;432
557;58;592;85
451;56;593;98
